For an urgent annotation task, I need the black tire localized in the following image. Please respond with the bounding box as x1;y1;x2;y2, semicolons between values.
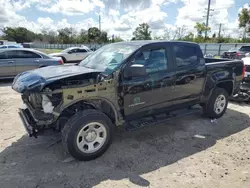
60;56;66;64
203;87;229;119
62;109;114;161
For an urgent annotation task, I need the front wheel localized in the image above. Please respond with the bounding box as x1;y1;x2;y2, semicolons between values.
203;87;229;119
62;109;114;161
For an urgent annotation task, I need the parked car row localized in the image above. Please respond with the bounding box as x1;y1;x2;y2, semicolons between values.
0;48;63;79
221;45;250;59
0;45;94;79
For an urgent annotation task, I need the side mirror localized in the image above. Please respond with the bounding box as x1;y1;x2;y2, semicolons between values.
68;51;72;54
124;64;147;78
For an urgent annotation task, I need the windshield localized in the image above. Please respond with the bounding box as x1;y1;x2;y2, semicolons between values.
62;48;73;53
79;43;138;74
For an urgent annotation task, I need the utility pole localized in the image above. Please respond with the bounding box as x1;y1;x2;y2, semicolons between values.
205;0;212;38
99;15;101;32
218;23;222;38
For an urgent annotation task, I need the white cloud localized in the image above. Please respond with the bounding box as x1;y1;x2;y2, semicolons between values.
38;0;104;16
175;0;236;36
0;0;244;40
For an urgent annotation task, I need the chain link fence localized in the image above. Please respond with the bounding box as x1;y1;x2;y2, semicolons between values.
31;43;250;56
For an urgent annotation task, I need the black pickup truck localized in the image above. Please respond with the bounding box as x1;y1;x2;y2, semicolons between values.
12;41;244;161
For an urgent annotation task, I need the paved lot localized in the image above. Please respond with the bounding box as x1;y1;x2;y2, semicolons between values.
0;80;250;188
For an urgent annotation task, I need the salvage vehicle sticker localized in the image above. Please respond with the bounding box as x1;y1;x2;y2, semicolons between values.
128;97;145;107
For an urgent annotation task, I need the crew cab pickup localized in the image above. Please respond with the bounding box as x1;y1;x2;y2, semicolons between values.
12;41;244;161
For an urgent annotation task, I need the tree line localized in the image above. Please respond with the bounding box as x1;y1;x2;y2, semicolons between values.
1;7;250;44
1;27;123;44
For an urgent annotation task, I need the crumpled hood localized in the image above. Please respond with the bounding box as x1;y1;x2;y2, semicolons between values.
12;65;101;93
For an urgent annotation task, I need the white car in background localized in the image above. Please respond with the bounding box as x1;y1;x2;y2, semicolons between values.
49;46;93;63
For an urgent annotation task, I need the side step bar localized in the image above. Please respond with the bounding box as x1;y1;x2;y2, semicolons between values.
126;107;200;131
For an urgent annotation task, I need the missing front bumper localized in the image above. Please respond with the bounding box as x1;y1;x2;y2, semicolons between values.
18;108;38;138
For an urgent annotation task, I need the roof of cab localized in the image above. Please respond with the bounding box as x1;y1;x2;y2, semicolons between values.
114;40;198;47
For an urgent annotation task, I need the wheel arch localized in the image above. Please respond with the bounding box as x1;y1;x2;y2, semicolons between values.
59;56;67;62
59;97;120;125
215;80;234;96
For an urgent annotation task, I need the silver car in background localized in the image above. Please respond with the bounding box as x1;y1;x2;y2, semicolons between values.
0;48;63;79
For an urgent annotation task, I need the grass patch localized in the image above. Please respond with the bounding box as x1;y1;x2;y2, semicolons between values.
36;49;62;54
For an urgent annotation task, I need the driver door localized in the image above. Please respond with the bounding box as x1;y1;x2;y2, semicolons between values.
121;43;176;120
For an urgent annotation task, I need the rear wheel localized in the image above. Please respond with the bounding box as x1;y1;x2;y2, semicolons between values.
203;87;228;118
62;109;114;161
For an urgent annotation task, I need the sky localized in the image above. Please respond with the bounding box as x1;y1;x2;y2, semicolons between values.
0;0;249;40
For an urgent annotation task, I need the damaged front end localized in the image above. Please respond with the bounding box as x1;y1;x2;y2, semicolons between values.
12;66;104;137
12;65;122;137
18;89;63;137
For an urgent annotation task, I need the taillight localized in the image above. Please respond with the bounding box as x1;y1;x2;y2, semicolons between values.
236;52;240;57
59;59;64;65
242;65;246;79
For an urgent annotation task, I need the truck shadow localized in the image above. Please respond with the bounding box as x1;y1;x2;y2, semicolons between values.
0;108;249;188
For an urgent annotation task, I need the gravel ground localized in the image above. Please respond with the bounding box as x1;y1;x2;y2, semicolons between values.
0;81;250;188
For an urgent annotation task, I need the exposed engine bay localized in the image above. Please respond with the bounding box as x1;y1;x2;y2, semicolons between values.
14;68;121;137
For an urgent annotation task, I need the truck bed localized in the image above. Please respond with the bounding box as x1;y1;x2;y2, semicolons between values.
202;58;244;99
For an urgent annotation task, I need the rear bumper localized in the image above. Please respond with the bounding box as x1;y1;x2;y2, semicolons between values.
18;108;38;137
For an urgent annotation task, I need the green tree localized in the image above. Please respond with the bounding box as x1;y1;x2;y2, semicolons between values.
39;30;57;43
238;7;250;38
182;32;194;41
88;27;101;42
114;36;123;42
57;28;72;44
100;31;108;43
194;22;211;38
78;29;88;43
132;23;152;40
2;27;36;43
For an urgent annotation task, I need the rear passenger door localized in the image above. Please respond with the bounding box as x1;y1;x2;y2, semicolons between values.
172;43;206;106
0;51;16;77
6;50;42;75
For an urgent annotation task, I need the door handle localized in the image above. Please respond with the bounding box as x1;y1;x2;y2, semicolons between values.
8;61;14;64
34;60;39;63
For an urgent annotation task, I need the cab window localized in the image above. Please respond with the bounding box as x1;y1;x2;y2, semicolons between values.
133;48;168;74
